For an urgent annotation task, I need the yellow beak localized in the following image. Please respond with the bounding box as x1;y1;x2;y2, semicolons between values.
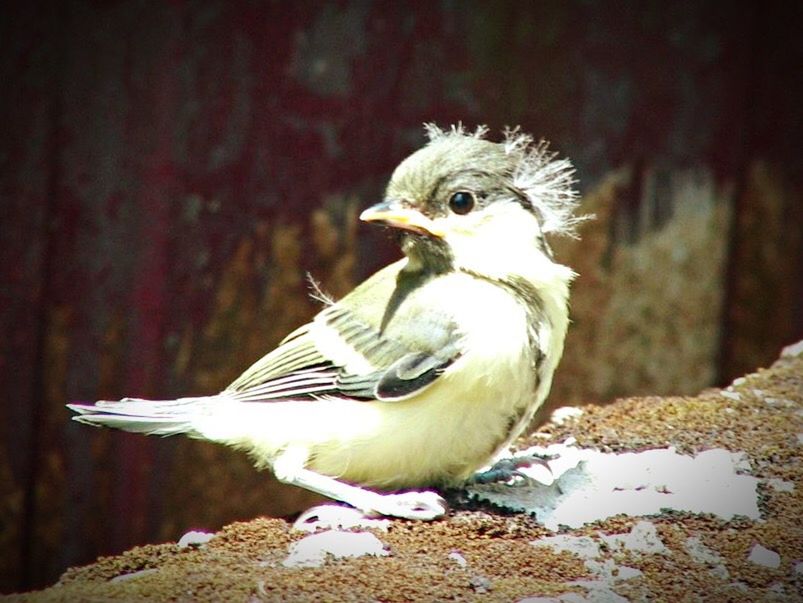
359;200;445;238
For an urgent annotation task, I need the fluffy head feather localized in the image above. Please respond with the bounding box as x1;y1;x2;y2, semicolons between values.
421;123;586;237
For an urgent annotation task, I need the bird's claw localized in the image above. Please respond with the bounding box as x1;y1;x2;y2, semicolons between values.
293;504;392;532
469;452;559;485
370;490;447;520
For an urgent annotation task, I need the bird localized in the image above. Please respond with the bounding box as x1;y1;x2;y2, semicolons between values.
68;124;584;521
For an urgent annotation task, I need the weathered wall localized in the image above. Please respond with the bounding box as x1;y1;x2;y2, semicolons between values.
1;0;801;591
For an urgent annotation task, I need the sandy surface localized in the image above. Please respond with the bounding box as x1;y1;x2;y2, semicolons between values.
9;343;803;602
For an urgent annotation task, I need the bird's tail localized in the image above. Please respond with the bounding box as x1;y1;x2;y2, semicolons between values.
67;395;229;438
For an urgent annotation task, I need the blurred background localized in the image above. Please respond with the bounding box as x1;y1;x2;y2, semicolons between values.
2;0;801;592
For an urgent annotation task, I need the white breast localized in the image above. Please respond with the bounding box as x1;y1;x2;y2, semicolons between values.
307;272;540;487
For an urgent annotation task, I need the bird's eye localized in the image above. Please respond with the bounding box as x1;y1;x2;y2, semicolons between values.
448;191;475;215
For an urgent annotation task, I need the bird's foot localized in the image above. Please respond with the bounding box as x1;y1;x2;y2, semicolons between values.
292;491;447;531
293;504;392;532
369;490;448;521
469;451;559;485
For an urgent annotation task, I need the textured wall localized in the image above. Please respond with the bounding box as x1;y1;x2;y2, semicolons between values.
2;0;801;591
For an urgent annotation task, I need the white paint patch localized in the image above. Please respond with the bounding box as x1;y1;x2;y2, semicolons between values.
550;406;584;425
576;559;642;585
764;397;794;408
684;536;730;580
283;530;389;568
684;536;725;565
600;521;667;555
468;442;761;530
535;534;600;560
781;339;803;357
532;523;668;603
747;544;780;569
767;582;793;598
109;568;159;583
765;478;794;493
177;530;215;548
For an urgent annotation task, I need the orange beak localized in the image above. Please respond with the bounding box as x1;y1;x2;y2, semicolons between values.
359;200;445;238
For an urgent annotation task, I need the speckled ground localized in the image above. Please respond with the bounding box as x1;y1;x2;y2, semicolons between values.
9;344;803;602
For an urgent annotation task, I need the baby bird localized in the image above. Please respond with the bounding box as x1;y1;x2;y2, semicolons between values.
69;124;583;520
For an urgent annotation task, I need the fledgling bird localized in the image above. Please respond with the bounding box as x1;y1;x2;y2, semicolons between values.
68;124;584;520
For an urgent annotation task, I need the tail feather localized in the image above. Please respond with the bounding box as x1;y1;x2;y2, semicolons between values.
67;396;227;438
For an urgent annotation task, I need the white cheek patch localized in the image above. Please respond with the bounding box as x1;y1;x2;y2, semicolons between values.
441;204;542;276
430;210;491;238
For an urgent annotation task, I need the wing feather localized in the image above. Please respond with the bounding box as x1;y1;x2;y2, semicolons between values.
224;261;463;403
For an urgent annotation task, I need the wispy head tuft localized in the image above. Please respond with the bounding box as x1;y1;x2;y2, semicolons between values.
423;122;489;143
421;123;589;237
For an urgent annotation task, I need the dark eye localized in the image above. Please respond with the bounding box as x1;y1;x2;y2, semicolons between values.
448;191;475;215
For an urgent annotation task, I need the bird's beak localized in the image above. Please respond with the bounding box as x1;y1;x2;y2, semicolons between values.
360;200;446;238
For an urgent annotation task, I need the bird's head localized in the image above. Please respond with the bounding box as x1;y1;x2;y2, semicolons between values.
361;124;585;282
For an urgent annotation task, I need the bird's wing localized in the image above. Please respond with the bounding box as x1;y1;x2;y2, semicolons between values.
225;261;463;403
223;322;341;400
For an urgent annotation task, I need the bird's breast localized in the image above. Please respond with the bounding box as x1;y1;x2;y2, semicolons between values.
309;272;544;488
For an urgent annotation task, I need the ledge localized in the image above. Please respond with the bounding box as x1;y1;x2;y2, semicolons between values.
12;342;803;602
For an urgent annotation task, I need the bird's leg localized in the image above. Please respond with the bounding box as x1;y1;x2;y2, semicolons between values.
468;450;559;485
273;448;447;521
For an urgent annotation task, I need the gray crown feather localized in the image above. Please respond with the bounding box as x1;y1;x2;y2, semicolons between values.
423;123;587;237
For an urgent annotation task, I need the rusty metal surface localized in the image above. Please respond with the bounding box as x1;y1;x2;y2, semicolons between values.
1;0;801;591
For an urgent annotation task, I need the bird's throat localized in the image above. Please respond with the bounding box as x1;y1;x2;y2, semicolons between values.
401;233;454;274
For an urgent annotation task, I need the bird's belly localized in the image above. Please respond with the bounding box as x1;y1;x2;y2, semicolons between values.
309;371;535;488
310;287;538;488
